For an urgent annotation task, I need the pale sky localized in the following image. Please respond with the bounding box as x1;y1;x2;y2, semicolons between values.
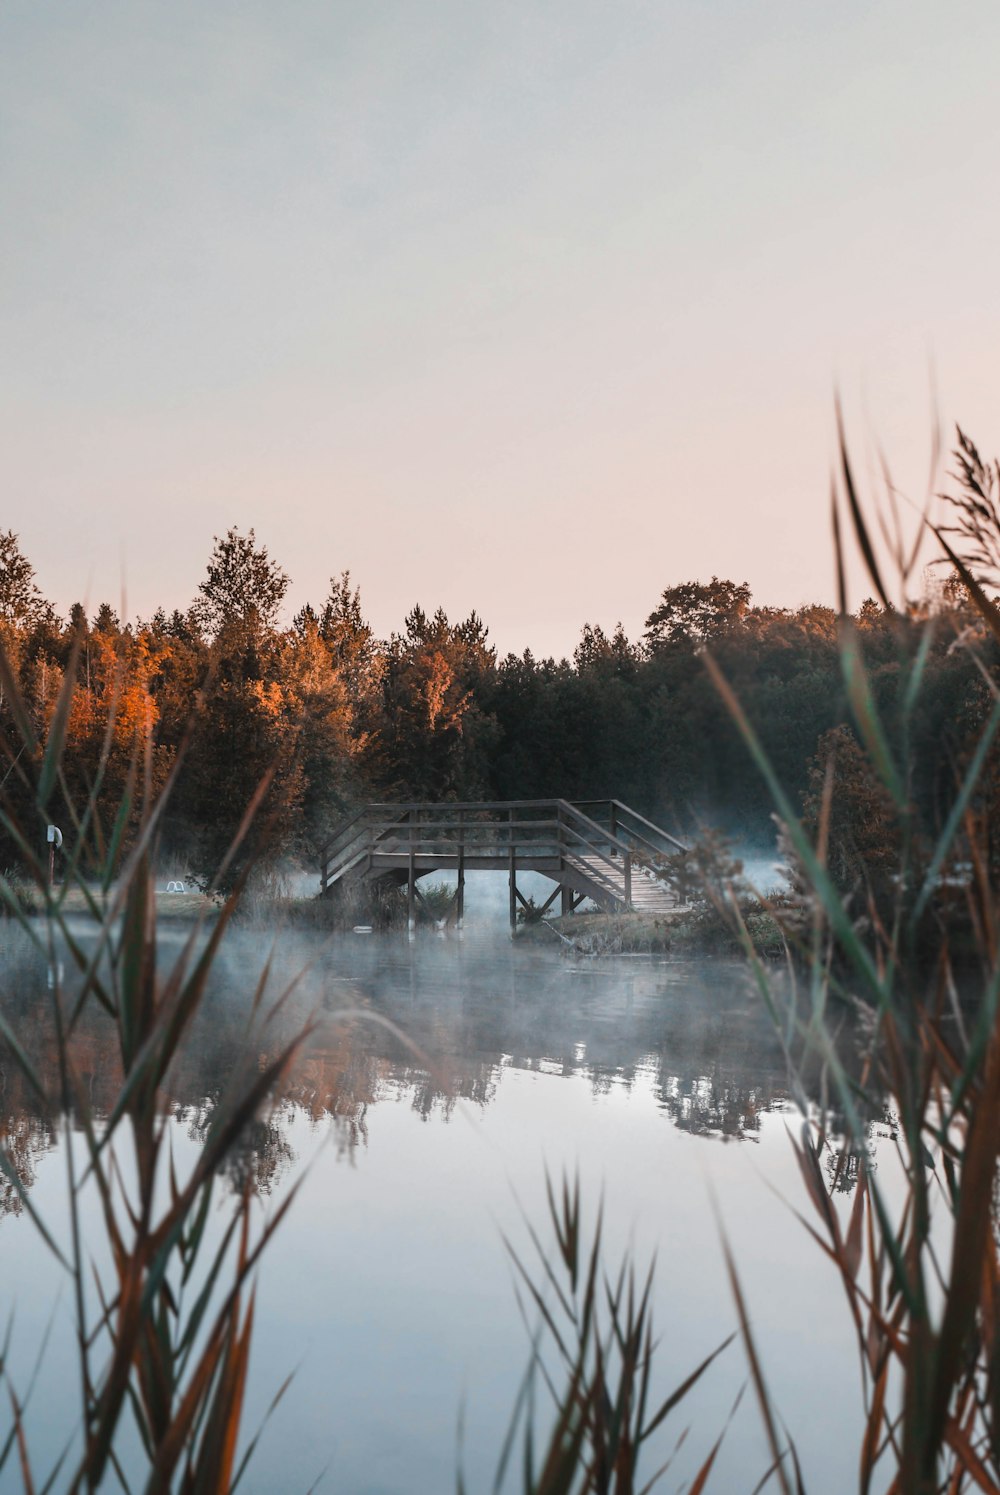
2;1;999;657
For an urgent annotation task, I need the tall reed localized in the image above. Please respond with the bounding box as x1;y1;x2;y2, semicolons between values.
0;646;312;1491
703;421;1000;1494
506;419;1000;1493
484;1174;733;1495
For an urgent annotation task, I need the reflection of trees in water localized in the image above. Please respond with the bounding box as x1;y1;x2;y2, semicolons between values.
0;925;876;1207
657;1071;775;1140
166;999;393;1180
224;1116;295;1195
824;1108;899;1193
386;1056;500;1121
275;947;866;1149
0;1105;55;1215
0;938;61;1215
178;1105;296;1195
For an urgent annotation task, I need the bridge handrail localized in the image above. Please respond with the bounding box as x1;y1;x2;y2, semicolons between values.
330;801;636;852
363;814;626;857
360;803;636;865
323;801;560;852
610;800;687;854
320;823;375;880
555;799;635;860
573;799;687;857
366;818;562;840
553;800;633;904
360;828;562;863
320;825;373;892
319;803;373;859
320;805;568;888
355;799;589;818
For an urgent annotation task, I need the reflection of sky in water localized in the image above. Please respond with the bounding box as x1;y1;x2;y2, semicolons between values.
0;923;891;1494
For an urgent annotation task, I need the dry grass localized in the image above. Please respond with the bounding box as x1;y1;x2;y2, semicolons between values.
697;418;1000;1493
0;646;314;1490
506;418;1000;1493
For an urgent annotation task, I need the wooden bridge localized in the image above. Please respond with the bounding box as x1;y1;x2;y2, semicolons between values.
319;799;686;929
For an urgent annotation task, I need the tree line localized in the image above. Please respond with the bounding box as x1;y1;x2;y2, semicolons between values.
0;441;997;891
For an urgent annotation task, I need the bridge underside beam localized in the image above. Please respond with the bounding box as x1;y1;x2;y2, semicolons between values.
513;883;561;918
561;885;587;916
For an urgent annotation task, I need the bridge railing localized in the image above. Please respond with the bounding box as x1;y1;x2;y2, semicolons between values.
319;799;639;905
572;799;687;862
555;799;634;905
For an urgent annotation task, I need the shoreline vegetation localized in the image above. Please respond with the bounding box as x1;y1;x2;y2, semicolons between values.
2;418;1000;1489
7;859;792;958
520;903;788;958
0;425;996;917
6;881;787;955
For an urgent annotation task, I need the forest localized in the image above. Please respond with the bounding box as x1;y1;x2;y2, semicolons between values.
0;431;998;894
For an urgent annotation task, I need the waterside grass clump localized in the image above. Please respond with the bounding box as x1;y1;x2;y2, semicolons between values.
519;857;789;958
501;420;1000;1494
0;649;316;1490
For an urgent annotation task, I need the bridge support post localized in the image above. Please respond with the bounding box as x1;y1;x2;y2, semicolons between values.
561;882;573;917
408;828;416;934
508;810;516;931
457;846;465;930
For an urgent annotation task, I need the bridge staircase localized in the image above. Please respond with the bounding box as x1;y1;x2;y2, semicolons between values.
318;799;686;928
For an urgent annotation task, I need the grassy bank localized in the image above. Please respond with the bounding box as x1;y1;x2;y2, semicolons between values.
519;900;787;958
5;878;218;921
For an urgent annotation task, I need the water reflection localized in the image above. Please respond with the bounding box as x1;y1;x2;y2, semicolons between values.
0;921;872;1215
0;920;901;1494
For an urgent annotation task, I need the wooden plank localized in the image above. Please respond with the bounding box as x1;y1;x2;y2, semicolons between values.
362;799;568;814
367;818;563;837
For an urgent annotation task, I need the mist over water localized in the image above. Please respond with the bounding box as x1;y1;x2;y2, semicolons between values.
0;906;890;1492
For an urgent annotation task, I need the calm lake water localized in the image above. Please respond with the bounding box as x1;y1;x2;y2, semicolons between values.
0;898;894;1493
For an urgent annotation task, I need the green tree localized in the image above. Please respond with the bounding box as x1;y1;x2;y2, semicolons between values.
800;724;902;903
644;577;751;650
318;572;383;729
281;616;360;852
374;607;497;799
0;531;48;628
193;527;289;642
92;602;121;633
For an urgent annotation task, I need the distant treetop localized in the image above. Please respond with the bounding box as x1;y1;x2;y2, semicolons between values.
0;530;49;628
193;527;289;640
644;577;752;649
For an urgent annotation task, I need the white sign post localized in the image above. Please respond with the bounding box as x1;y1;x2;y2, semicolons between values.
46;824;63;889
